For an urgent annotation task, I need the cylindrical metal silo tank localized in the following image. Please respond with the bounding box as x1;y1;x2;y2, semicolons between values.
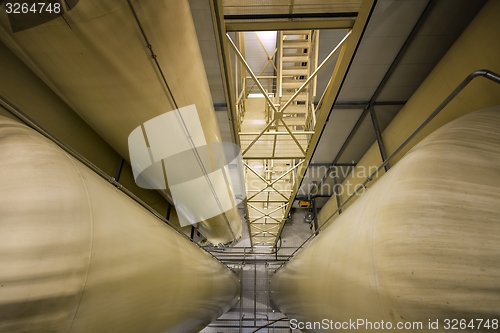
0;0;241;245
318;0;500;222
0;116;239;333
270;106;500;332
0;38;172;222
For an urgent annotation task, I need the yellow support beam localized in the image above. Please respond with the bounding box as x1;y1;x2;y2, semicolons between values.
274;0;377;246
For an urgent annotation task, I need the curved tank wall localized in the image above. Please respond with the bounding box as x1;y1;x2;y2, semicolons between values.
0;39;173;222
0;0;242;245
270;106;500;332
0;116;239;333
318;0;500;223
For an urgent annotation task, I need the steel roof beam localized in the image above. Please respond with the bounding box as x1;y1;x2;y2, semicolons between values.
225;18;355;32
224;12;358;21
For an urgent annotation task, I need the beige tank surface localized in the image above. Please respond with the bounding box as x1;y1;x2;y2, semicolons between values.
0;39;173;222
0;0;242;245
318;0;500;222
0;116;239;333
270;106;500;332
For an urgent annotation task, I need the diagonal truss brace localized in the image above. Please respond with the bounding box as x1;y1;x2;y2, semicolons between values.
243;161;304;201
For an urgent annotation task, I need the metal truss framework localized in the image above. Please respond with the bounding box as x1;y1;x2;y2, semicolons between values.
211;0;377;248
226;29;351;247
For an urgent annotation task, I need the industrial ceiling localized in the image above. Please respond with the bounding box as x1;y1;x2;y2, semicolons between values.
0;0;487;249
189;0;487;247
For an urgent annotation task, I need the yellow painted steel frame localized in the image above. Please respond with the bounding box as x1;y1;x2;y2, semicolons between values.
228;30;347;245
225;19;355;32
212;0;376;247
273;0;377;247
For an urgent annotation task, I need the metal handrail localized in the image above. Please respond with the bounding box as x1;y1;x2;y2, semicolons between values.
273;69;500;273
250;317;289;333
312;30;319;101
0;96;237;274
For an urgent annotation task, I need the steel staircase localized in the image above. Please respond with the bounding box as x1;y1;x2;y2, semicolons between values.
230;30;319;247
278;30;313;132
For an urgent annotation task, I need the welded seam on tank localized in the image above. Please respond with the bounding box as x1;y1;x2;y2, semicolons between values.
64;154;95;333
126;0;237;241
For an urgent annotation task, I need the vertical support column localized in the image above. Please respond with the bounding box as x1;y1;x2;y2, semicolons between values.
253;262;257;328
369;107;390;171
211;0;239;145
277;31;283;100
312;197;319;235
312;30;319;101
332;166;343;215
113;157;125;182
239;265;243;333
166;201;172;220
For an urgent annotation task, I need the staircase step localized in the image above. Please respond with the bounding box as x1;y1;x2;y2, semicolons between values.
282;30;311;35
282;54;309;63
282;67;309;76
282;81;305;89
281;105;308;114
281;117;307;126
281;93;308;102
282;40;309;49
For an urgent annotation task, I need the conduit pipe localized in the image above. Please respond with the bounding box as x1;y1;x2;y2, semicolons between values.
270;106;500;332
0;0;242;245
0;116;239;333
